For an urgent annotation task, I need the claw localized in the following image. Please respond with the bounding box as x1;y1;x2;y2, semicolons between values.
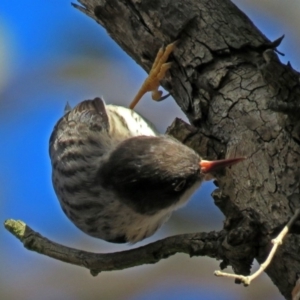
153;92;170;102
129;41;177;110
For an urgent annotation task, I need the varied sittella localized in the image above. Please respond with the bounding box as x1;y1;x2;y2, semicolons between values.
49;42;244;243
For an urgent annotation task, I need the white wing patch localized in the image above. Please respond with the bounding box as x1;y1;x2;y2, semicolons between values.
106;105;158;137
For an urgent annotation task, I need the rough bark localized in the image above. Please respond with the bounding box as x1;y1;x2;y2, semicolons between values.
71;0;300;298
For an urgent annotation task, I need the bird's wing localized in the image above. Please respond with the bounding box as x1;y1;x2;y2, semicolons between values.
50;97;108;137
65;97;109;131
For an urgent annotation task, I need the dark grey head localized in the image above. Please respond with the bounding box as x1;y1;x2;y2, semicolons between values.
98;135;203;215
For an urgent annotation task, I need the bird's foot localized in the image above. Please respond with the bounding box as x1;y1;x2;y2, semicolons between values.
129;41;177;109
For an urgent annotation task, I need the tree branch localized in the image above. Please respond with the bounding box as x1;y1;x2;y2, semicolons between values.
215;209;300;286
68;1;300;298
4;219;225;276
71;1;300;298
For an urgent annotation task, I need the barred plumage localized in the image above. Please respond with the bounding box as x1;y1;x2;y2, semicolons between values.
49;41;244;243
49;97;205;243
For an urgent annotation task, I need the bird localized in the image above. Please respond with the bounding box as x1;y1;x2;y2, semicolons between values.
49;42;244;243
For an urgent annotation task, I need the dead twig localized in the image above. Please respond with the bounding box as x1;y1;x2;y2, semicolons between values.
214;209;300;286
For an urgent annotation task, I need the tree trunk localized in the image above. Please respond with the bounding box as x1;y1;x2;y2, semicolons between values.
74;0;300;298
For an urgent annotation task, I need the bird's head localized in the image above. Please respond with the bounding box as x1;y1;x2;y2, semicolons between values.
99;135;244;215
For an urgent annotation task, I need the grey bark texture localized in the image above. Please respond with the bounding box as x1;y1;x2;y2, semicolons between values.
73;0;300;298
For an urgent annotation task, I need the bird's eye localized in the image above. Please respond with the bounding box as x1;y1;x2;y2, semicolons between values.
174;180;186;192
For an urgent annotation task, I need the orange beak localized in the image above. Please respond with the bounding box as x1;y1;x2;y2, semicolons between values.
200;157;245;173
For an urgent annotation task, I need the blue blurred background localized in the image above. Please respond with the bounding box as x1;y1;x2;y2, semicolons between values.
1;1;299;299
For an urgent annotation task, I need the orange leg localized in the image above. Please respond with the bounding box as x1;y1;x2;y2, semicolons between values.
129;41;177;110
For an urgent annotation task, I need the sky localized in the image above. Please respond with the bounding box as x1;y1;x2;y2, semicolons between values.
1;1;299;299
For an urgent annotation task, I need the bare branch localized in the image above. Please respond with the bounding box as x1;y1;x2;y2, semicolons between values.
214;209;300;286
4;219;225;276
71;1;300;297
